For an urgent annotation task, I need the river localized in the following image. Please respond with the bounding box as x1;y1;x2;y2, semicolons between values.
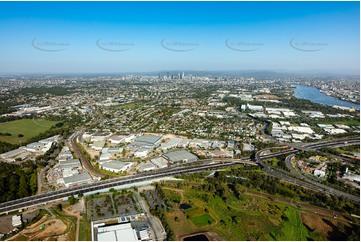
292;84;360;110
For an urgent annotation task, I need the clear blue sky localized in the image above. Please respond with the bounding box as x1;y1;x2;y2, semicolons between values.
0;1;359;74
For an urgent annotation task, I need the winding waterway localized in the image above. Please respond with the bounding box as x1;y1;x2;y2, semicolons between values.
292;84;360;110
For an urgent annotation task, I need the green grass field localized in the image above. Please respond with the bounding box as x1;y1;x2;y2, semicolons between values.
270;206;309;241
190;214;215;227
163;189;181;203
115;102;142;109
281;207;309;240
79;217;91;241
0;119;58;144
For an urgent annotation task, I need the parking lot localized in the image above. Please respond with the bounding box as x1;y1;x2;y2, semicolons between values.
143;190;165;210
87;193;141;221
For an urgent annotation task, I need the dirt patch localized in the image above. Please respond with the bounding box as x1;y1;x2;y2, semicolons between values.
30;219;67;240
27;214;49;230
301;212;334;237
254;94;279;100
9;217;67;241
0;214;15;234
204;231;223;241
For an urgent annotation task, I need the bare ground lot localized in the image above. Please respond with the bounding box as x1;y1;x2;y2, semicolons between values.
8;214;68;241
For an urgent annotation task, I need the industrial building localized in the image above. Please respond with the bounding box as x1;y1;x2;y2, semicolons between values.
100;161;134;173
150;157;168;168
134;148;151;158
129;135;162;148
62;172;92;187
108;134;127;144
138;162;156;172
160;137;182;151
95;223;138;241
0;135;59;162
162;150;198;163
0;147;28;162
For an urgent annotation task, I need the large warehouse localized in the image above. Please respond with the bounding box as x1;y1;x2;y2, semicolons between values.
95;222;138;241
100;161;134;173
162;150;198;163
129;135;162;148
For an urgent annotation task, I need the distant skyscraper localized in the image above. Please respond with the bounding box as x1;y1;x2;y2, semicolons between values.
181;72;185;79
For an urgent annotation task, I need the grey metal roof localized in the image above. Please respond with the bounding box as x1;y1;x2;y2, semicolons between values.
0;148;27;158
63;173;92;185
162;150;198;163
101;161;133;170
130;135;162;147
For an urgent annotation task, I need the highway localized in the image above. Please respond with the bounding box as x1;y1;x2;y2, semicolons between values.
0;137;359;215
256;138;360;203
0;159;256;215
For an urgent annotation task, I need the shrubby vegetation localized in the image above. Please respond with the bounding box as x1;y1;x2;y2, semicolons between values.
205;167;360;215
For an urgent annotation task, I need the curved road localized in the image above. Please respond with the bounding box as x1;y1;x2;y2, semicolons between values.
256;138;360;202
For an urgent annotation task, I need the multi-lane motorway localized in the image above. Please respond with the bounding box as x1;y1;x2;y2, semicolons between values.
256;138;360;202
0;137;359;215
0;159;256;215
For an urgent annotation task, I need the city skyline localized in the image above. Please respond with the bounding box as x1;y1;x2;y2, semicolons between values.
0;1;359;74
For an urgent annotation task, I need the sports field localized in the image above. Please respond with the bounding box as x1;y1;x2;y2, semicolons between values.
0;119;58;144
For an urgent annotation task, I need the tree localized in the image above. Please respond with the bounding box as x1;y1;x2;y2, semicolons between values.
68;195;78;205
18;173;29;198
29;171;37;194
57;204;63;211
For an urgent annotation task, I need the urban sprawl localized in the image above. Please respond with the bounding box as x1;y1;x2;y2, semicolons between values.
0;73;359;241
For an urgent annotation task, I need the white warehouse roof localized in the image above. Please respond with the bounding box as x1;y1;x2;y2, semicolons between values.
96;223;138;241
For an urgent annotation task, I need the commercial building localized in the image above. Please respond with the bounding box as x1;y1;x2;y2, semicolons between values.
95;222;138;241
162;150;198;163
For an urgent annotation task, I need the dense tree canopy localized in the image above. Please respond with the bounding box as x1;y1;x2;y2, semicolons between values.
0;161;37;203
